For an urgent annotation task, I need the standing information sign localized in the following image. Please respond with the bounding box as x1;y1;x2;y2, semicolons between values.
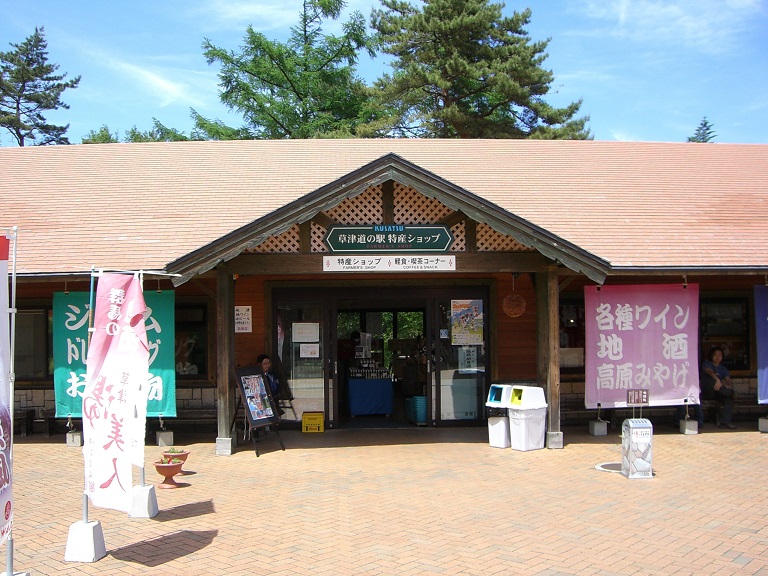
235;366;285;456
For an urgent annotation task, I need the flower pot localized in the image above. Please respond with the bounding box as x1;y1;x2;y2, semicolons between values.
161;449;189;464
154;460;184;489
162;450;190;475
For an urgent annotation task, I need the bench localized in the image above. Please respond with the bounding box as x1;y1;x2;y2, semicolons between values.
560;391;766;429
14;409;35;436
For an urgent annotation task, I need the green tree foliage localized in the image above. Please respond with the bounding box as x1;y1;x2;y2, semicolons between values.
82;119;192;144
0;27;80;146
81;125;119;144
370;0;590;139
197;0;377;139
687;117;716;143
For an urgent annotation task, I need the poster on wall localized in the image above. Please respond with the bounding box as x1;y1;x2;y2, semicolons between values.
754;285;768;404
53;289;176;418
584;284;700;408
450;300;483;345
235;305;252;333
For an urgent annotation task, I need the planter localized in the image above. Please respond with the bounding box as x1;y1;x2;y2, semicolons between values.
161;449;189;464
154;459;184;489
162;449;190;475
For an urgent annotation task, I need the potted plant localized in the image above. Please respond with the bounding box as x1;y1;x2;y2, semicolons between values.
154;455;184;489
161;446;190;463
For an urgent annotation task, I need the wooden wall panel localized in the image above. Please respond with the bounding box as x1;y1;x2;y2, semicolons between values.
233;276;266;368
494;273;538;381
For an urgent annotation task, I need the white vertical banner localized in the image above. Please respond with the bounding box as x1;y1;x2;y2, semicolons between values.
0;236;12;543
82;273;150;512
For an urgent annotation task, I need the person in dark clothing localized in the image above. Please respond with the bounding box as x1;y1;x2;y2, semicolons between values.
700;346;736;429
257;354;285;416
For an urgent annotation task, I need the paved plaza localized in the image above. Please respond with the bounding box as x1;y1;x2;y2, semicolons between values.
6;420;768;575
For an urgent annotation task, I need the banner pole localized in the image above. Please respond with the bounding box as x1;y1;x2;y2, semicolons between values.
5;226;29;576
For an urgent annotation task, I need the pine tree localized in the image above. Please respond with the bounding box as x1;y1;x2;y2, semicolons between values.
0;27;80;146
370;0;590;139
687;117;716;143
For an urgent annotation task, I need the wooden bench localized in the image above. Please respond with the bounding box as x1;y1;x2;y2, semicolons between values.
14;409;35;436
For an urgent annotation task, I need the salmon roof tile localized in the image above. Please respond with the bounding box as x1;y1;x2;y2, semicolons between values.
1;139;767;277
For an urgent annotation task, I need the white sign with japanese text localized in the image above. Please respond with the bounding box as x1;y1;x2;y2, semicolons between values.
585;284;700;409
235;306;252;333
323;255;455;272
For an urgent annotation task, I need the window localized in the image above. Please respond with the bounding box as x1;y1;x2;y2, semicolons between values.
14;308;52;379
559;300;586;372
700;298;750;371
175;304;208;378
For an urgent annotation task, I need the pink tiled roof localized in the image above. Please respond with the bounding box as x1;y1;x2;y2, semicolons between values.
1;139;766;277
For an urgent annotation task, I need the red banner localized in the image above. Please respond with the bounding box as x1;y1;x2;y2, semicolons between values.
0;236;12;543
82;274;149;512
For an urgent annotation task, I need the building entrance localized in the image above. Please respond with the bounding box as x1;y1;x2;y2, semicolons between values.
271;284;489;430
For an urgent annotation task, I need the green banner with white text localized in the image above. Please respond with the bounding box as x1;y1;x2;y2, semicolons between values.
53;290;176;417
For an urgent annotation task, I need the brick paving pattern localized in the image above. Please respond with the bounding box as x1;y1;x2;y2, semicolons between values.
7;423;768;575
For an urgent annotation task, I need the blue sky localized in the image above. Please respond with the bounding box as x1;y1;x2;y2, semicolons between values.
1;0;766;145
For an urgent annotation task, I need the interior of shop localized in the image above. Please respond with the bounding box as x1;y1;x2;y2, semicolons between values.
336;307;427;428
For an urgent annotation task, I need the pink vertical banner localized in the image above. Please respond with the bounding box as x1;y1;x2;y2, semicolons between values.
82;273;149;512
585;284;699;408
0;237;12;543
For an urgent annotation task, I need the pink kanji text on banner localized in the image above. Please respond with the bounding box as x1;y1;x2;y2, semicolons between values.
0;236;13;544
585;284;700;409
82;273;150;513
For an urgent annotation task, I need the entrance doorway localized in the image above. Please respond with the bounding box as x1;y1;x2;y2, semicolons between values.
336;307;425;428
271;284;489;429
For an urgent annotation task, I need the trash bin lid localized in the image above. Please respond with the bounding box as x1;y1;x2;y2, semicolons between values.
509;385;547;409
486;384;514;407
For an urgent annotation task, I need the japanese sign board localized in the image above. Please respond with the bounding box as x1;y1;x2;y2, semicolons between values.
53;290;176;418
324;225;453;253
235;305;252;333
324;255;455;272
236;365;280;429
754;285;768;404
626;389;649;406
584;284;700;409
0;236;12;543
82;273;150;512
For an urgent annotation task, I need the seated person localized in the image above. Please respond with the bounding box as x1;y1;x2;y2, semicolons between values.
700;346;736;429
257;354;285;416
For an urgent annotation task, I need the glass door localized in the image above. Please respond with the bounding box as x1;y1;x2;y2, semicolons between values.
435;297;487;422
275;304;326;424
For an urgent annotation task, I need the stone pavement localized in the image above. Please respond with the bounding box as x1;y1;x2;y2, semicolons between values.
5;420;768;576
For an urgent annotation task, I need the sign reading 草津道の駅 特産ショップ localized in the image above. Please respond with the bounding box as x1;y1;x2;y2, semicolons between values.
324;225;454;253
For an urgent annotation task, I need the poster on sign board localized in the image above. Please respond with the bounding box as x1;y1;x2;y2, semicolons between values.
584;284;699;409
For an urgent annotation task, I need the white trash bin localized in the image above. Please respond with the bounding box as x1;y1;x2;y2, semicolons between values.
486;384;514;448
507;385;548;451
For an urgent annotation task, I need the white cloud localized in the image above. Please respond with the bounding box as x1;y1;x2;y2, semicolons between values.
193;0;300;32
109;59;204;108
579;0;765;54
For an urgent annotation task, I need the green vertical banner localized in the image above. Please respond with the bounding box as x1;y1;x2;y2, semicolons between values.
53;289;176;417
145;290;176;417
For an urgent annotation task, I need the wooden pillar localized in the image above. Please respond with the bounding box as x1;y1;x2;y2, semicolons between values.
215;267;236;455
536;267;562;448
